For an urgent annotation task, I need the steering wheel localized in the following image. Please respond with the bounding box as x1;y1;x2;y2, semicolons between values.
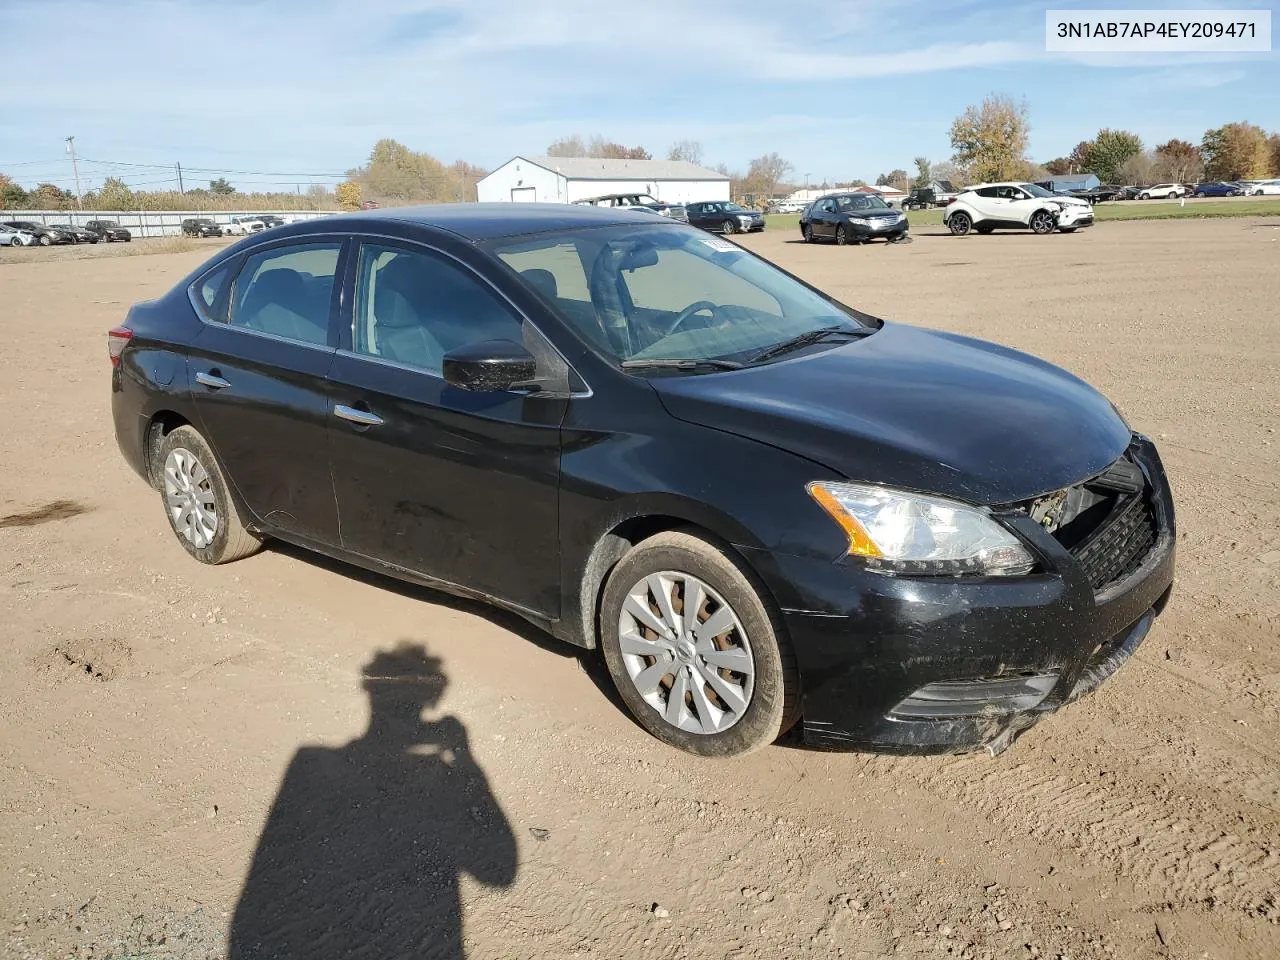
666;300;721;337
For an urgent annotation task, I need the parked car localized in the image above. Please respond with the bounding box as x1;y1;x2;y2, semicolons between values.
685;201;765;235
1192;181;1241;198
945;182;1094;236
572;193;689;222
768;199;807;214
1138;184;1187;200
255;215;286;228
85;219;133;242
1070;185;1120;202
799;193;909;244
108;203;1174;757
0;224;37;247
49;223;100;243
1116;185;1144;200
182;218;224;238
222;216;266;236
1;220;76;245
1249;179;1280;196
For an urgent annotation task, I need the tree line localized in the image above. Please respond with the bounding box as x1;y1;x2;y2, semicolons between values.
873;95;1280;192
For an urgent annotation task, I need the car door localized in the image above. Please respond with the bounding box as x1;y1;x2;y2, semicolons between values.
1001;186;1040;224
187;238;345;546
811;198;838;237
686;202;707;229
326;238;567;617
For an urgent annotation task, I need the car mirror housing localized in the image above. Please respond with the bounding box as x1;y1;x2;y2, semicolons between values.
442;339;538;392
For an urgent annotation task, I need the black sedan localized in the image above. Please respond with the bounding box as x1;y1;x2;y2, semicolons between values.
799;193;909;244
50;223;100;243
109;204;1174;757
2;220;76;245
85;219;133;242
182;218;225;238
685;201;765;235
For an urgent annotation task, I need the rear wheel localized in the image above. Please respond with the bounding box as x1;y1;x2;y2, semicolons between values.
1029;210;1056;235
948;211;972;236
599;531;800;757
157;426;261;565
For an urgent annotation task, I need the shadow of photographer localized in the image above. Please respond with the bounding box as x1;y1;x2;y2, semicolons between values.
228;641;516;959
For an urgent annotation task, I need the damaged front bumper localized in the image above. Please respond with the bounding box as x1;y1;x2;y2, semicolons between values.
738;437;1176;755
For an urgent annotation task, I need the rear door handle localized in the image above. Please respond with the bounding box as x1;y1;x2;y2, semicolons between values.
195;371;231;390
334;404;384;427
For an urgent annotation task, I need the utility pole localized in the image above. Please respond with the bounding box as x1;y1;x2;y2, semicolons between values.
65;136;82;208
176;162;184;194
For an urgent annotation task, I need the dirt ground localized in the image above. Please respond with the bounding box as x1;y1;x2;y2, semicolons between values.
1;218;1278;960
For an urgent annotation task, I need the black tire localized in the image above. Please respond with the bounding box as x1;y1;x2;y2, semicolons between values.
835;224;850;245
948;211;972;236
976;225;994;234
156;425;261;565
599;530;800;757
722;219;737;235
1029;210;1056;235
38;234;51;246
1195;191;1205;198
801;223;812;243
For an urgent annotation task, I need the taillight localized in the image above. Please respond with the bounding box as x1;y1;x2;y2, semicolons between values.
108;326;133;367
945;197;957;205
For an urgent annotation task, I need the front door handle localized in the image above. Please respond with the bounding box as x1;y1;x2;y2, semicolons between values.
195;371;231;390
334;404;384;427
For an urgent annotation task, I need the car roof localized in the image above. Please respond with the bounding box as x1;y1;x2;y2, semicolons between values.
287;202;675;242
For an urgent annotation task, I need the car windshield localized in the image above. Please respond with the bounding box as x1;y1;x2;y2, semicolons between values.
723;202;747;212
1020;183;1056;198
97;220;119;227
488;223;872;366
834;195;889;211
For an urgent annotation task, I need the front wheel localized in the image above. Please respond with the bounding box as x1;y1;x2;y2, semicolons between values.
948;211;972;236
836;224;850;245
157;426;261;565
1029;210;1056;235
38;234;52;246
599;531;799;757
801;223;812;242
1195;191;1205;198
722;219;737;235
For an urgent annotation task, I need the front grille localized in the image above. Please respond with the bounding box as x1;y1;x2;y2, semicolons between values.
1068;491;1157;591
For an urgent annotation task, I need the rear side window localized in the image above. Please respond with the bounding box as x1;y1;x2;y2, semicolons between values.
228;243;341;346
975;187;999;198
190;261;234;322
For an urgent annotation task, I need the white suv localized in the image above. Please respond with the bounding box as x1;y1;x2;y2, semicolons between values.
1249;179;1280;196
1138;183;1187;200
944;182;1093;236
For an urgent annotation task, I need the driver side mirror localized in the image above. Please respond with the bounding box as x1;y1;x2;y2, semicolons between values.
442;339;537;392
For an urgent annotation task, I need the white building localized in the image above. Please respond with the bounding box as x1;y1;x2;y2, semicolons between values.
476;156;730;205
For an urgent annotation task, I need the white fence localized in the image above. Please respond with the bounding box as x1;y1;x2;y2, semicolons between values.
2;209;335;238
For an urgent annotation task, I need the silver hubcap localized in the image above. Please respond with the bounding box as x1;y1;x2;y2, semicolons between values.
163;447;218;549
617;571;755;735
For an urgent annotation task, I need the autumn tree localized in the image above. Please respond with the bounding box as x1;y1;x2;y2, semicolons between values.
0;173;28;209
1152;139;1203;183
335;181;361;211
1268;133;1280;176
743;152;793;198
1082;129;1143;183
546;135;651;159
31;183;73;208
1201;122;1271;179
930;161;966;187
97;176;135;209
876;169;908;190
1119;151;1156;186
667;140;704;165
546;135;588;157
1043;158;1071;175
1067;141;1094;172
949;94;1030;183
911;157;931;189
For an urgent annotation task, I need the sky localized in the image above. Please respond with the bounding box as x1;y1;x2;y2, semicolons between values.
0;0;1276;192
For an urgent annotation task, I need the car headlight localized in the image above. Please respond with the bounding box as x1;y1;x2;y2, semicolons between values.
846;217;869;226
808;481;1035;576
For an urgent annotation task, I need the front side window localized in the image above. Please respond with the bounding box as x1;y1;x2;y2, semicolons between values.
1019;183;1056;198
353;243;524;375
228;242;341;346
488;223;872;365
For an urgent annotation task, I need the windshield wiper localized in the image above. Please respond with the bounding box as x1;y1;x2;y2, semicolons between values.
620;358;743;371
748;325;872;365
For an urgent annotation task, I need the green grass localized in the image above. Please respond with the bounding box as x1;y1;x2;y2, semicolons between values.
764;197;1280;234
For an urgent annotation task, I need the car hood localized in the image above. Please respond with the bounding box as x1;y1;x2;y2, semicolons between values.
649;322;1131;505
